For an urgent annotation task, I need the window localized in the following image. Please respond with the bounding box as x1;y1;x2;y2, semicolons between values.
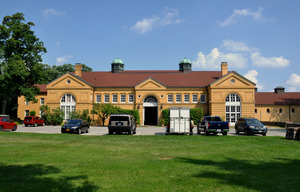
267;109;270;113
60;94;76;121
255;109;257;113
292;108;295;113
25;110;29;117
279;108;282;113
184;94;190;103
176;94;181;103
104;94;109;103
192;94;198;103
200;95;206;103
40;98;44;105
112;94;118;103
168;94;173;103
25;101;29;105
120;94;126;103
129;94;134;103
96;95;101;103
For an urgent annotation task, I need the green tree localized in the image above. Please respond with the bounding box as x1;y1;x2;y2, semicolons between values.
0;12;46;115
91;103;119;126
29;110;36;116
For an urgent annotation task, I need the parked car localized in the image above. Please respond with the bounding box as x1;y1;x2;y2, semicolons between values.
24;116;45;127
108;114;136;135
197;116;229;135
0;117;17;131
61;119;90;134
235;118;268;136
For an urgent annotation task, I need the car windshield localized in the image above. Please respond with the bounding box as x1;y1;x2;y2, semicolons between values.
206;117;221;121
66;119;81;125
246;119;264;126
25;117;32;120
110;116;129;121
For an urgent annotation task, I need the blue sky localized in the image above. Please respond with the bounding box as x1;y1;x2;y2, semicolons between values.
1;0;300;92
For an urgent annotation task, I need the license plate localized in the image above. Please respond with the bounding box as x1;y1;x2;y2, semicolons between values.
217;129;221;132
66;129;69;131
117;122;123;126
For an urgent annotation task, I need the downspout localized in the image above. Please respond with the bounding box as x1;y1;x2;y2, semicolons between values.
289;104;291;122
93;87;95;125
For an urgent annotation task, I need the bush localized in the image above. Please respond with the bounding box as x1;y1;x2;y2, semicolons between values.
190;108;203;124
40;105;64;125
29;110;36;116
161;109;170;125
70;109;92;123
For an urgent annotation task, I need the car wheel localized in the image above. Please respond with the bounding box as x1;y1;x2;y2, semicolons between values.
197;128;200;135
235;129;239;135
86;128;89;133
204;129;209;136
0;126;3;131
12;126;17;131
25;124;28;127
108;129;113;135
128;128;133;135
78;129;82;134
222;132;227;136
244;129;248;136
34;123;37;127
43;122;45;126
262;133;266;136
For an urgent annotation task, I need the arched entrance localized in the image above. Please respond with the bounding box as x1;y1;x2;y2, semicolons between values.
60;94;76;121
225;94;241;126
143;96;158;125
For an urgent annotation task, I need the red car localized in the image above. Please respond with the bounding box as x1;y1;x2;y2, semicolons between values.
0;117;17;131
24;116;45;127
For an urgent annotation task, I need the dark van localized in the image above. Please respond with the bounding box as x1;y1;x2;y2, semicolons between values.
108;114;136;135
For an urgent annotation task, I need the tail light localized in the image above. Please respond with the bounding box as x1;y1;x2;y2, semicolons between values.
228;123;230;127
208;122;210;127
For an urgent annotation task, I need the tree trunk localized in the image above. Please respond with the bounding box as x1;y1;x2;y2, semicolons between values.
1;97;6;115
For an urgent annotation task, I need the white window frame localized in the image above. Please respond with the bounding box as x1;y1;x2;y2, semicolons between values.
176;94;181;103
96;94;101;103
168;94;173;103
104;94;109;103
120;94;126;103
200;94;206;103
40;98;44;105
112;94;118;103
184;94;190;103
128;94;134;103
192;94;198;103
25;101;29;105
25;110;29;117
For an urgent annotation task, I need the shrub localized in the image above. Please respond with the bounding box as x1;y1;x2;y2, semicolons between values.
70;109;92;123
190;108;203;124
29;110;36;116
161;109;170;125
40;105;64;125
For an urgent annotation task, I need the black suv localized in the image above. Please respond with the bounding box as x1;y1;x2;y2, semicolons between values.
61;119;90;134
235;118;268;136
108;114;136;135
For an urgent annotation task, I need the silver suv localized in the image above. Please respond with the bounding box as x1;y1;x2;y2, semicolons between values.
108;114;136;135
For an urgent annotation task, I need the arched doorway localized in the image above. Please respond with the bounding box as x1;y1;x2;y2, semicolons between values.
60;94;76;121
143;96;158;125
225;94;241;126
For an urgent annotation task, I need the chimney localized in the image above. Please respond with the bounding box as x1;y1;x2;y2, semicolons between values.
221;62;228;76
75;63;82;77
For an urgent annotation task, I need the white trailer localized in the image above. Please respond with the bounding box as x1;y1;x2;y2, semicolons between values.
167;107;192;135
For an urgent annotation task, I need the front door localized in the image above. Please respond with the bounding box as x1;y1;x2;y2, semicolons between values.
144;107;158;125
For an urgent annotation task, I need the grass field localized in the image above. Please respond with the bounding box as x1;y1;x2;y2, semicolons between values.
0;133;299;192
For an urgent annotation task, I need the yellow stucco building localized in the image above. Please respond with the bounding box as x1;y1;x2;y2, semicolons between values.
18;58;300;125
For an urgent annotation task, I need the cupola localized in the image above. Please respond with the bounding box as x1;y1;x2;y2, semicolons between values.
179;57;192;73
274;86;285;94
111;58;124;73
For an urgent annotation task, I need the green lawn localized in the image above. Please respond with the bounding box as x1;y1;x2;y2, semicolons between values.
0;133;299;192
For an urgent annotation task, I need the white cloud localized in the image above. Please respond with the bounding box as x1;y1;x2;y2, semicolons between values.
193;48;247;69
220;7;263;27
130;17;160;34
43;8;66;18
286;73;300;86
131;7;183;34
287;87;297;92
56;55;73;65
251;52;290;68
222;40;257;52
244;70;263;90
56;41;60;47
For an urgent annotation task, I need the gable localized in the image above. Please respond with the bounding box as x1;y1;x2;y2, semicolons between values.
47;73;92;89
210;72;255;89
135;78;166;90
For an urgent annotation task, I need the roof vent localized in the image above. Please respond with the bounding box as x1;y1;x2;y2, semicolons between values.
274;86;285;94
179;57;192;73
111;58;124;73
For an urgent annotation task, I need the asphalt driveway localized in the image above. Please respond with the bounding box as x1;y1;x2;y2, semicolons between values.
13;125;286;137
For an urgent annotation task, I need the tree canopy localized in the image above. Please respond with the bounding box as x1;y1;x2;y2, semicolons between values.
0;12;47;115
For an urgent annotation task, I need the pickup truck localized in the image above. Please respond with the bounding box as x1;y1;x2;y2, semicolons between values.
197;116;229;135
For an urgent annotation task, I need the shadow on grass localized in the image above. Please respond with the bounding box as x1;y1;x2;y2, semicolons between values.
0;164;98;192
177;157;300;192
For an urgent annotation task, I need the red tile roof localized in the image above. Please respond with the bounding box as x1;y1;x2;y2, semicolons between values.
255;92;300;105
34;84;47;92
79;70;222;87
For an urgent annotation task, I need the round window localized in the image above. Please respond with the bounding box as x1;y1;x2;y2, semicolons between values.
230;79;235;84
66;80;71;84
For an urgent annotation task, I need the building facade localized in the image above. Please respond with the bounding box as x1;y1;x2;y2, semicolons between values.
18;58;298;125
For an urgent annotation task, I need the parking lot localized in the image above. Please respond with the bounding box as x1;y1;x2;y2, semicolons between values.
13;125;286;136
